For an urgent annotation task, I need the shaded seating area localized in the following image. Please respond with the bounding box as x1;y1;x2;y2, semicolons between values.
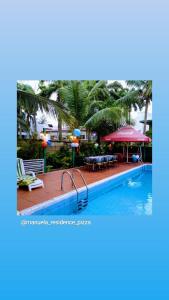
101;126;151;163
84;155;118;171
114;151;142;163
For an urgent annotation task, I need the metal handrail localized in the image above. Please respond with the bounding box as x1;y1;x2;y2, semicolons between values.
61;169;89;211
61;170;79;202
71;169;88;200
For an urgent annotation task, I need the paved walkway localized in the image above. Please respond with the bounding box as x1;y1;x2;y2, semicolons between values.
17;163;142;211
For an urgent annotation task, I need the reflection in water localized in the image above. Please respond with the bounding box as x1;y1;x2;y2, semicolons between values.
145;192;152;215
136;192;152;215
128;180;142;188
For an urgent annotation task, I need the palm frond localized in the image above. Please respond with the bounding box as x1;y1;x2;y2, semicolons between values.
107;81;123;90
59;81;88;126
88;80;109;100
17;116;29;132
85;106;122;128
17;89;75;126
126;80;146;88
116;89;140;106
144;80;152;99
88;100;104;112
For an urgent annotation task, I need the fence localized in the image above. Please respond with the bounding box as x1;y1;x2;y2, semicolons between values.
23;159;44;174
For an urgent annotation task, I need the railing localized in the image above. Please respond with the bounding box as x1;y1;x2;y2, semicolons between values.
71;169;88;201
61;170;79;195
23;159;44;174
61;169;88;211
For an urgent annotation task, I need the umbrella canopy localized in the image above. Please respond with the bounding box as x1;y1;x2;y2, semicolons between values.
101;126;151;143
101;126;151;163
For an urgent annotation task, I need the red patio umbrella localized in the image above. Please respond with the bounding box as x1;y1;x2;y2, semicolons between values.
101;126;151;162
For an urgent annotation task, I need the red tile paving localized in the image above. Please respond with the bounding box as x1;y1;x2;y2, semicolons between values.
17;163;143;211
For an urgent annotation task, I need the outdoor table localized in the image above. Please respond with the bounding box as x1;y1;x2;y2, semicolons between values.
85;155;117;171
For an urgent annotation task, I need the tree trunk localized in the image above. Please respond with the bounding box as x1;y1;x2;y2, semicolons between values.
33;114;37;133
58;114;62;141
27;114;31;138
128;109;131;125
18;124;22;138
97;131;100;143
87;130;92;141
57;91;63;141
143;100;149;133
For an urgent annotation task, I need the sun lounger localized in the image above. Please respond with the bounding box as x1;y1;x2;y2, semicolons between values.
17;158;44;191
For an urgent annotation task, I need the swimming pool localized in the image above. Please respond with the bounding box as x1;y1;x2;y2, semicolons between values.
20;164;152;216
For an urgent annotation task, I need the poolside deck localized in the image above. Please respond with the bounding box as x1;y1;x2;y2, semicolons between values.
17;163;143;211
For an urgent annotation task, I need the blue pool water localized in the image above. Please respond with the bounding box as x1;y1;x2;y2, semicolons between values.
78;170;152;215
26;165;152;216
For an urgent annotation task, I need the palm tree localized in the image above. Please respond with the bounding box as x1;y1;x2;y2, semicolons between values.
87;80;110;101
85;101;123;142
84;80;145;141
107;81;126;100
115;89;142;125
126;80;152;133
59;80;89;128
84;81;123;141
17;82;74;138
38;80;69;141
58;80;111;141
17;83;38;137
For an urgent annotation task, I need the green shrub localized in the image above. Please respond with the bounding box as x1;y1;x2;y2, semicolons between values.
17;139;43;159
75;152;85;166
46;165;54;172
146;128;152;140
79;142;101;157
60;156;72;169
46;144;72;169
17;139;151;169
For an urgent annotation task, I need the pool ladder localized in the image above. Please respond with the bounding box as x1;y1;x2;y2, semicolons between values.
61;169;89;211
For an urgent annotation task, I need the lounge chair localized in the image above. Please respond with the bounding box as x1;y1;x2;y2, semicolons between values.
17;158;44;191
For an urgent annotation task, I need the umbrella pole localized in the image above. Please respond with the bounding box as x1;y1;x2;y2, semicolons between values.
127;143;129;163
140;145;142;162
143;142;145;162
